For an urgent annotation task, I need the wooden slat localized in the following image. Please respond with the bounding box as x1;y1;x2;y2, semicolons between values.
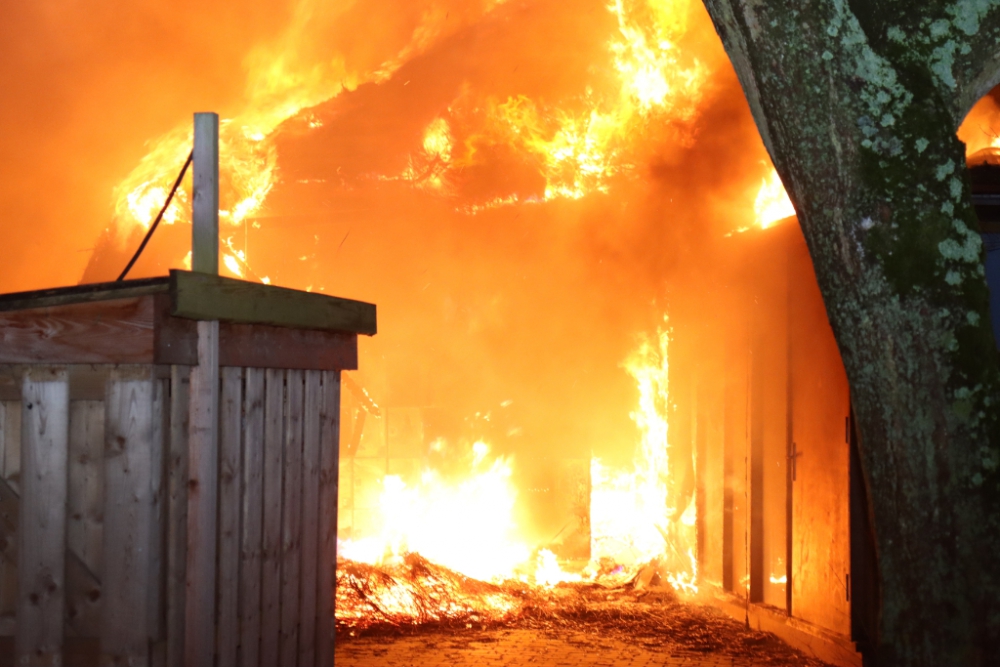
101;366;155;667
298;371;322;667
165;366;190;667
0;297;156;365
185;320;219;667
260;369;285;667
0;277;168;313
66;400;104;637
217;367;243;667
239;368;266;667
170;270;377;335
219;326;359;371
3;402;21;493
67;401;104;583
149;376;168;664
0;467;19;625
279;371;304;665
17;367;69;666
316;371;341;667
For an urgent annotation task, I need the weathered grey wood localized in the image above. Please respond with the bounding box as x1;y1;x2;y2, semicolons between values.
3;402;21;493
148;376;168;659
165;366;190;667
239;368;265;667
101;366;155;667
170;270;377;335
67;401;104;584
185;320;219;667
260;369;284;667
0;277;169;313
17;367;69;666
298;371;322;667
0;471;19;628
316;371;341;666
0;298;156;365
280;371;304;666
218;326;359;371
66;401;104;637
217;367;243;667
192;112;219;276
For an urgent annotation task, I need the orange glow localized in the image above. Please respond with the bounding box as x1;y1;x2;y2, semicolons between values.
755;168;795;229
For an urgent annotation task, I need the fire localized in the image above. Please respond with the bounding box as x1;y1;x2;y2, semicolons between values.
754;168;795;229
591;321;697;592
339;441;532;582
339;318;698;596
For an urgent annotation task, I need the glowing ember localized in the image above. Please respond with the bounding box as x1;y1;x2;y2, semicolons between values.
754;168;795;229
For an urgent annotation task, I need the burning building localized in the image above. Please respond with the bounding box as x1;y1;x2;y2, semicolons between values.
3;0;1000;665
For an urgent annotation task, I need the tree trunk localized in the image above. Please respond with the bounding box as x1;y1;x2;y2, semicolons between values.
698;1;1000;665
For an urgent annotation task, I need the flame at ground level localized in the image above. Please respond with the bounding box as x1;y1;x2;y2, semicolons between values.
338;320;697;595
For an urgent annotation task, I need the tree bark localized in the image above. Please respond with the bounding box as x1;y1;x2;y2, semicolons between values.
698;1;1000;665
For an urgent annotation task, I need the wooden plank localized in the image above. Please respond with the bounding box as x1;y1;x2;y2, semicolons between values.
67;402;104;582
1;402;18;492
0;471;19;626
66;400;104;638
192;112;219;276
165;366;190;667
298;371;322;667
185;320;219;667
259;369;285;667
101;366;155;667
217;367;243;667
316;371;341;667
219;326;358;371
0;297;156;365
0;277;169;313
170;270;377;335
279;371;304;666
239;368;265;667
17;367;69;666
149;376;168;661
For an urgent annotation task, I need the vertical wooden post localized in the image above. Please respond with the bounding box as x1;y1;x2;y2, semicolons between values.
298;371;323;667
17;367;69;667
186;320;219;667
187;111;221;666
192;112;219;275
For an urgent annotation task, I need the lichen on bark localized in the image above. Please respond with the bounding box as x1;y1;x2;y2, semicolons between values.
700;0;1000;664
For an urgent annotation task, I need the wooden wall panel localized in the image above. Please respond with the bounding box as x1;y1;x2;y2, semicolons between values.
260;369;284;667
17;368;69;666
789;240;852;637
279;371;304;666
298;371;322;667
66;401;104;637
0;299;155;365
101;367;155;666
217;367;243;667
166;366;190;667
316;371;341;667
239;368;266;667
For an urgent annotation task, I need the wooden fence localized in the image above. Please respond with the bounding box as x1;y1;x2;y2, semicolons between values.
0;271;375;666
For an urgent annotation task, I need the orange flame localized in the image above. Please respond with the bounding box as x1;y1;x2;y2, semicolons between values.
754;168;795;229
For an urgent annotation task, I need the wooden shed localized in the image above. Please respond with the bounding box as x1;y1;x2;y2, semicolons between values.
0;269;376;666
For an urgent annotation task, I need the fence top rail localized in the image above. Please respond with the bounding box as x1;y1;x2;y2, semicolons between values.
0;270;376;336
